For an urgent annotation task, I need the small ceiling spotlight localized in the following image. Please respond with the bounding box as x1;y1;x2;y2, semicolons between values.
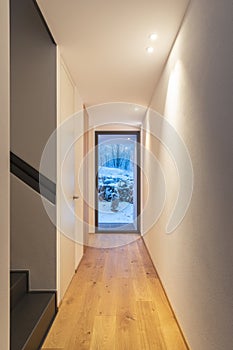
146;47;154;53
134;106;139;111
149;33;158;41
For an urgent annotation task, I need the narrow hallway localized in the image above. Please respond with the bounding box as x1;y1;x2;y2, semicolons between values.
42;235;187;350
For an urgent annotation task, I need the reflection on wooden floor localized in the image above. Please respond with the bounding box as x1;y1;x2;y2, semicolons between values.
42;234;188;350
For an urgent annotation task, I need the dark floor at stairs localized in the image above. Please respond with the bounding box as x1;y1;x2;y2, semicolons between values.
10;271;56;350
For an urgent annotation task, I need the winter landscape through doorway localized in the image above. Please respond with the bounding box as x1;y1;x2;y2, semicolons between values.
95;131;140;232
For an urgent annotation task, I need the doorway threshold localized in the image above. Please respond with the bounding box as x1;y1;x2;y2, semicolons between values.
96;223;140;233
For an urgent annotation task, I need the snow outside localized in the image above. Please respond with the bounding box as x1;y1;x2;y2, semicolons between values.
97;134;137;226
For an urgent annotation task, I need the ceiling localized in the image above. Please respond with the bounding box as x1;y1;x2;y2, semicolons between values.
37;0;188;108
87;103;147;127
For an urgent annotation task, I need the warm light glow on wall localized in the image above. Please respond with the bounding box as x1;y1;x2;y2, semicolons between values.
164;60;183;124
145;128;150;149
143;115;151;149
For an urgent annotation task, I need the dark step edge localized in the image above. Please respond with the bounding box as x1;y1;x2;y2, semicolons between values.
10;271;29;310
10;270;29;290
22;291;57;350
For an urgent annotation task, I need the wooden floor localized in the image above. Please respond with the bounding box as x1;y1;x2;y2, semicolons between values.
42;234;188;350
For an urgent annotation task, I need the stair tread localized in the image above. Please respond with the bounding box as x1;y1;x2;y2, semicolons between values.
11;292;55;350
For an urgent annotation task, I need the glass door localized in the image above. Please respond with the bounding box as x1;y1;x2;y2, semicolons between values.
95;131;140;232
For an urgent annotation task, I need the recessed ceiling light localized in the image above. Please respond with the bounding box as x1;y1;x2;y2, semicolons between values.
134;106;139;111
149;33;158;41
146;47;154;53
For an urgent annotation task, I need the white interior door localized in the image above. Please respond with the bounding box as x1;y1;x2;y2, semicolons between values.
74;112;84;267
58;57;84;301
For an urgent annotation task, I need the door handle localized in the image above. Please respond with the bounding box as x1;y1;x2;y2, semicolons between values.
73;195;79;200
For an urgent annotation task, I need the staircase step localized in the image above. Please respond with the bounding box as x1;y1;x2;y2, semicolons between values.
10;271;28;310
10;292;56;350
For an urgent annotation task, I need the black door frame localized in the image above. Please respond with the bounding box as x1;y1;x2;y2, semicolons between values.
95;131;141;233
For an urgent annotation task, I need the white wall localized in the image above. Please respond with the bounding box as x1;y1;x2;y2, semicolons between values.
143;1;233;349
0;0;10;348
57;54;84;301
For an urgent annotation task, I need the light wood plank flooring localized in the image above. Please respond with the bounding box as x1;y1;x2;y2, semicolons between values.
42;234;188;350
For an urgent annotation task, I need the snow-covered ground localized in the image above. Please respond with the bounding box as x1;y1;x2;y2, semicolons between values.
98;166;133;179
98;166;135;223
98;200;134;223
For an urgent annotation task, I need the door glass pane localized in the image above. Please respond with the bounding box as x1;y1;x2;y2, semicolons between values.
97;133;139;232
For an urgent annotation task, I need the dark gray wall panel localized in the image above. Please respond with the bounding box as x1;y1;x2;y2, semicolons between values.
10;0;57;290
10;0;56;176
10;175;56;290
